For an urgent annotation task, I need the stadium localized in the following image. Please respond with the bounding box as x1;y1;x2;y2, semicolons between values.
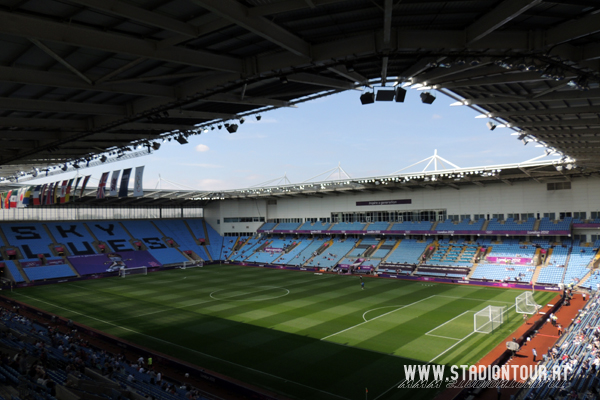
1;1;600;400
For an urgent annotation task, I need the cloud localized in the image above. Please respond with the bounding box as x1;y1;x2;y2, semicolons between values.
195;144;209;152
432;114;443;120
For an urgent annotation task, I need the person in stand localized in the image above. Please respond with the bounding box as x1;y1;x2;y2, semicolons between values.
532;348;537;362
558;324;563;336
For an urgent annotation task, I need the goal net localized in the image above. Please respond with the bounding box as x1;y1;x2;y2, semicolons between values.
515;292;540;314
119;266;147;278
474;305;505;334
181;260;203;269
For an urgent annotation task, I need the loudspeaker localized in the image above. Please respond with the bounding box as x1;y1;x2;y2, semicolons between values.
360;92;375;105
395;87;407;102
420;92;435;104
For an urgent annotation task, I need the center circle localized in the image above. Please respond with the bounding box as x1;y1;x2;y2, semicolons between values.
210;286;290;301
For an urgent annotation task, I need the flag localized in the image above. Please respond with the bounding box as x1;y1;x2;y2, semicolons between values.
16;188;24;208
97;172;109;199
0;192;5;209
22;186;33;207
40;184;47;206
133;166;144;197
119;168;132;198
45;183;54;205
33;185;41;206
64;179;74;203
4;190;11;209
9;190;17;208
59;180;68;203
71;177;82;202
109;170;120;196
52;181;60;204
80;175;91;198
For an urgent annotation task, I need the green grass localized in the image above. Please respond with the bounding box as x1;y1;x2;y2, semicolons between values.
3;265;556;400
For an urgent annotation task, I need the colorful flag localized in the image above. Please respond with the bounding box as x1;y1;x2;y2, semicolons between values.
109;170;120;196
33;185;41;206
45;183;54;205
9;190;17;208
119;168;132;198
80;175;91;198
4;190;11;209
97;172;109;199
59;180;68;202
133;166;144;197
64;179;74;203
22;186;33;207
52;181;60;204
40;184;47;206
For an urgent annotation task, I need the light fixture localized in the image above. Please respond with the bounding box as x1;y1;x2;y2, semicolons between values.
176;135;188;144
555;165;563;171
395;87;407;103
227;124;238;133
360;91;375;105
152;142;161;151
486;121;496;131
240;117;245;124
280;76;289;84
420;92;435;104
256;115;262;121
61;164;68;171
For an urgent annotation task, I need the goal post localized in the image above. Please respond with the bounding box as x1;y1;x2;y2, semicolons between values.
474;305;505;334
181;260;203;270
119;266;147;278
515;292;540;315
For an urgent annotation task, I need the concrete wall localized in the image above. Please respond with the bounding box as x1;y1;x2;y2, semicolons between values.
204;177;600;234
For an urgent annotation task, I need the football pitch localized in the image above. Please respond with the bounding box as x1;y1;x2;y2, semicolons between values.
3;264;556;400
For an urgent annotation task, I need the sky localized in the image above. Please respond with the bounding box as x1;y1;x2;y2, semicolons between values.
27;88;553;191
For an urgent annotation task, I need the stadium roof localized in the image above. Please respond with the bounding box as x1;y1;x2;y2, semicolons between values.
1;0;600;185
1;157;582;207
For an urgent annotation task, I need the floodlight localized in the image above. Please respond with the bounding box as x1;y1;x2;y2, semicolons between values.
227;124;238;133
61;164;68;171
420;92;435;104
486;121;496;131
152;142;161;151
176;135;188;144
395;87;407;102
256;115;262;121
360;92;375;105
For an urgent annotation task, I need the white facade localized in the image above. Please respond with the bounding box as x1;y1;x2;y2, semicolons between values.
206;177;600;235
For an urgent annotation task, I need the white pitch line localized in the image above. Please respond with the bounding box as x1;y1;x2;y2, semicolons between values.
424;334;462;341
435;295;513;304
424;310;473;336
427;331;476;364
362;305;406;322
321;295;436;341
374;303;518;400
12;292;350;400
74;277;327;320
